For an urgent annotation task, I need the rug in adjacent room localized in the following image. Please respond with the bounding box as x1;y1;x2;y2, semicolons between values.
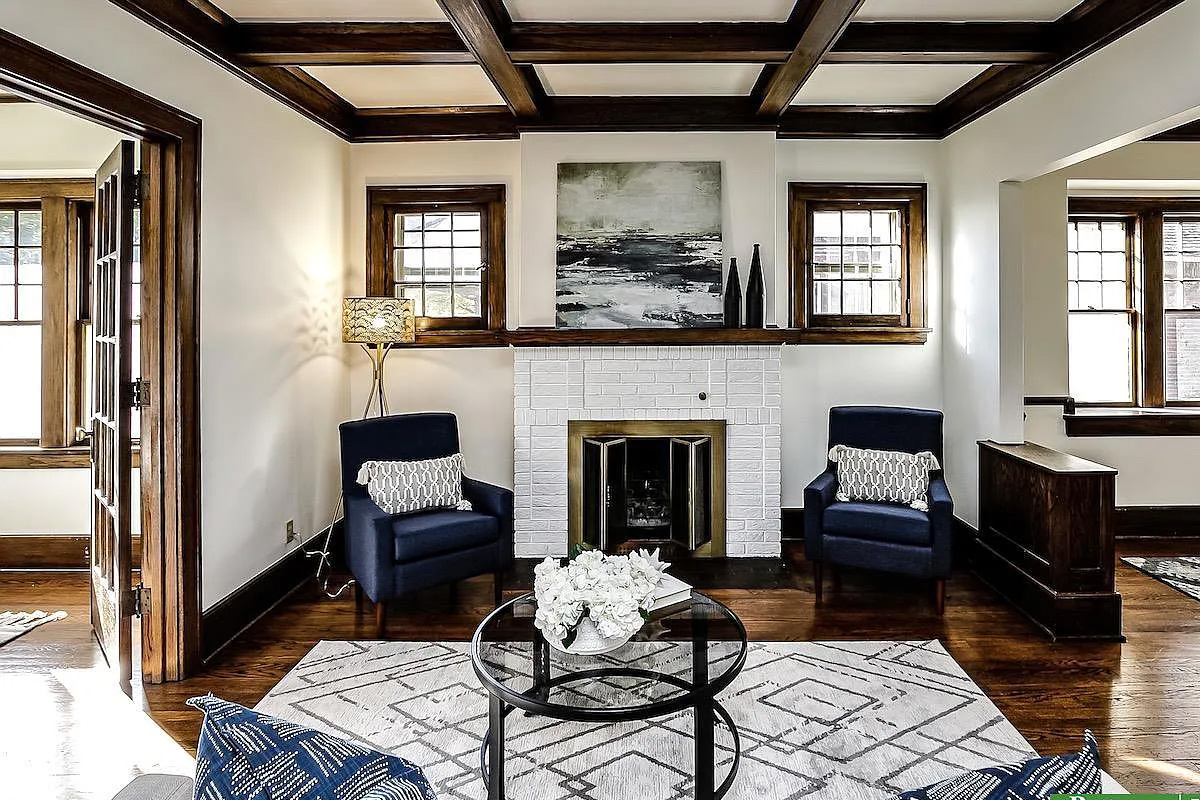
1123;555;1200;603
0;610;67;647
256;640;1043;800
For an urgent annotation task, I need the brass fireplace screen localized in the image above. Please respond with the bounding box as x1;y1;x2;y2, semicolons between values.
567;420;726;558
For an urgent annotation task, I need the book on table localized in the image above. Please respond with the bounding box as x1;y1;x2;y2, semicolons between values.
651;574;693;611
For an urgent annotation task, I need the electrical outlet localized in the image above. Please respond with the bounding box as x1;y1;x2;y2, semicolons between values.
286;519;297;544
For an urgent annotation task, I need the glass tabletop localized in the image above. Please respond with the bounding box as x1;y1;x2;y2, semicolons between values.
471;591;747;720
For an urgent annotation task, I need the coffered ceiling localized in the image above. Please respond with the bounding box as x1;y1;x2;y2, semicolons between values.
106;0;1187;142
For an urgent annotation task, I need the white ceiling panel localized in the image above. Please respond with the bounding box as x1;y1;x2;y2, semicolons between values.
536;64;764;97
508;0;794;22
791;64;989;105
855;0;1085;22
303;65;504;108
212;0;447;21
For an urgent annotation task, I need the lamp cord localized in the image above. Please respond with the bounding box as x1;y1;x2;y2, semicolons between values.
302;494;355;599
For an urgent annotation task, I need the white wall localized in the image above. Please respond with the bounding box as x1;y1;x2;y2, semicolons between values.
0;1;349;608
0;103;122;538
941;1;1200;523
345;134;945;507
1019;142;1200;506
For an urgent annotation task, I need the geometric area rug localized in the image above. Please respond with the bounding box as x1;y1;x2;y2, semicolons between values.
256;640;1054;800
1122;556;1200;603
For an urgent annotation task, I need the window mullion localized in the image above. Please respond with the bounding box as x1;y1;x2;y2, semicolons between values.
1141;210;1166;408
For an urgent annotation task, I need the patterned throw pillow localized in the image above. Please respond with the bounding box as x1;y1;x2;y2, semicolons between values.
188;695;436;800
356;454;473;515
896;731;1102;800
829;444;940;510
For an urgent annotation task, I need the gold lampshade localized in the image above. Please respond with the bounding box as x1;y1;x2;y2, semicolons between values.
342;297;415;345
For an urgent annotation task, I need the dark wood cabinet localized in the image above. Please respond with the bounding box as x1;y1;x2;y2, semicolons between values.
972;441;1123;641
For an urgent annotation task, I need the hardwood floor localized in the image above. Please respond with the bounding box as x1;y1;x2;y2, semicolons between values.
2;540;1199;797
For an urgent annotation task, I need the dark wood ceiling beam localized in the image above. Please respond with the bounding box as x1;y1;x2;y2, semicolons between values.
779;105;942;138
105;0;355;137
352;106;519;141
506;23;795;63
235;22;472;65
435;0;544;117
755;0;867;117
938;0;1188;135
828;22;1057;64
1147;119;1200;142
528;97;770;132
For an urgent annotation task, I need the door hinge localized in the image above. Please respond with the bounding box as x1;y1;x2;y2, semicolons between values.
130;582;150;618
130;378;150;410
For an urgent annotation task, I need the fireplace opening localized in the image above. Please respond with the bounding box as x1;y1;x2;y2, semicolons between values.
569;420;725;558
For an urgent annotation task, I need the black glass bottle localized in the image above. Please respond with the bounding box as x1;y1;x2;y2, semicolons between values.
745;244;765;328
723;257;742;329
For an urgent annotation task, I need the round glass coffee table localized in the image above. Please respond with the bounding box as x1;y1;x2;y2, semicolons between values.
470;591;747;800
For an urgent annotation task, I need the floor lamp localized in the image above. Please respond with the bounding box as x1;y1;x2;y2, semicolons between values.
306;297;415;597
342;296;416;417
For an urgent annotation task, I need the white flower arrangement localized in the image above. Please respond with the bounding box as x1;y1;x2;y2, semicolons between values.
533;547;669;649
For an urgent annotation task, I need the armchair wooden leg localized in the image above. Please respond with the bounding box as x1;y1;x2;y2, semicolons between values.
354;582;363;613
494;571;504;607
934;579;946;616
813;561;823;604
375;600;388;639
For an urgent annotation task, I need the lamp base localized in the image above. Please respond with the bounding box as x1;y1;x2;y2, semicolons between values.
361;343;392;418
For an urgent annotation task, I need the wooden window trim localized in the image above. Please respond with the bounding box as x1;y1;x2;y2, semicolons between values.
1068;198;1200;420
367;185;506;345
0;181;97;455
788;183;928;344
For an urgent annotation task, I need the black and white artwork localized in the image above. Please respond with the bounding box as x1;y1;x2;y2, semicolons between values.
556;161;723;328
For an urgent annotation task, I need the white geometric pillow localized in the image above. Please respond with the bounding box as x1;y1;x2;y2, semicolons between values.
829;444;940;511
357;453;473;515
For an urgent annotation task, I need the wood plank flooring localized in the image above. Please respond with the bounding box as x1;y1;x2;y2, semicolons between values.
2;540;1199;797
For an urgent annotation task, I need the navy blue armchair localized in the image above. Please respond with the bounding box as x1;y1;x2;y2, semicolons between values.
339;412;513;636
804;406;953;614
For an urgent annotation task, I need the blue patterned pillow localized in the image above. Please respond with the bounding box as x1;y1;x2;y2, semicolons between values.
896;731;1101;800
188;695;436;800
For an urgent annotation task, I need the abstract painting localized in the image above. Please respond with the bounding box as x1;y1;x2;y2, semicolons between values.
556;161;723;328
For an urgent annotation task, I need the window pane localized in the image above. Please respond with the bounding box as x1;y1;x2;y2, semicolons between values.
1166;310;1200;401
1165;253;1182;280
872;246;900;279
842;246;871;278
17;210;41;246
423;284;452;317
398;285;423;316
1067;283;1079;309
396;248;423;282
872;211;900;245
1164;220;1182;250
454;284;481;317
1101;252;1125;281
0;324;41;438
1067;221;1078;252
453;229;481;248
0;290;12;320
1067;252;1078;282
17;286;41;321
1068;311;1133;404
1077;251;1101;281
1186;254;1200;280
424;249;451;281
402;214;423;231
1077;281;1102;309
842;281;871;314
1100;221;1125;251
1166;280;1184;309
18;261;42;285
871;281;899;314
1186;281;1200;308
812;246;840;277
843;211;870;243
1102;281;1126;309
453;248;482;281
1077;221;1101;251
0;210;13;246
423;214;451;247
813;281;840;314
452;212;480;231
812;211;840;244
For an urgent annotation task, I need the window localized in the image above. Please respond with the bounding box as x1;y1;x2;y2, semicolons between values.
0;180;96;450
788;183;928;342
367;186;506;343
1066;217;1136;404
0;205;43;441
1067;198;1200;415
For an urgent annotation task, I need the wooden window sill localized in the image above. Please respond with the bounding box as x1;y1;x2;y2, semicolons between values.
0;445;141;469
1064;409;1200;437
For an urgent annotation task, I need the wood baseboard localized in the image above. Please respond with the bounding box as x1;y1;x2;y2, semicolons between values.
0;533;143;570
201;526;342;661
1115;506;1200;538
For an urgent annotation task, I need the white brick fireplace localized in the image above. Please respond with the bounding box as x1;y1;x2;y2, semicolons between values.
513;345;782;558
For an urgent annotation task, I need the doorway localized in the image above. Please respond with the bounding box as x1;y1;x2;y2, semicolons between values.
0;29;202;684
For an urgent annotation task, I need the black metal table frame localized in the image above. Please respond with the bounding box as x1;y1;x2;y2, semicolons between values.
470;594;748;800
